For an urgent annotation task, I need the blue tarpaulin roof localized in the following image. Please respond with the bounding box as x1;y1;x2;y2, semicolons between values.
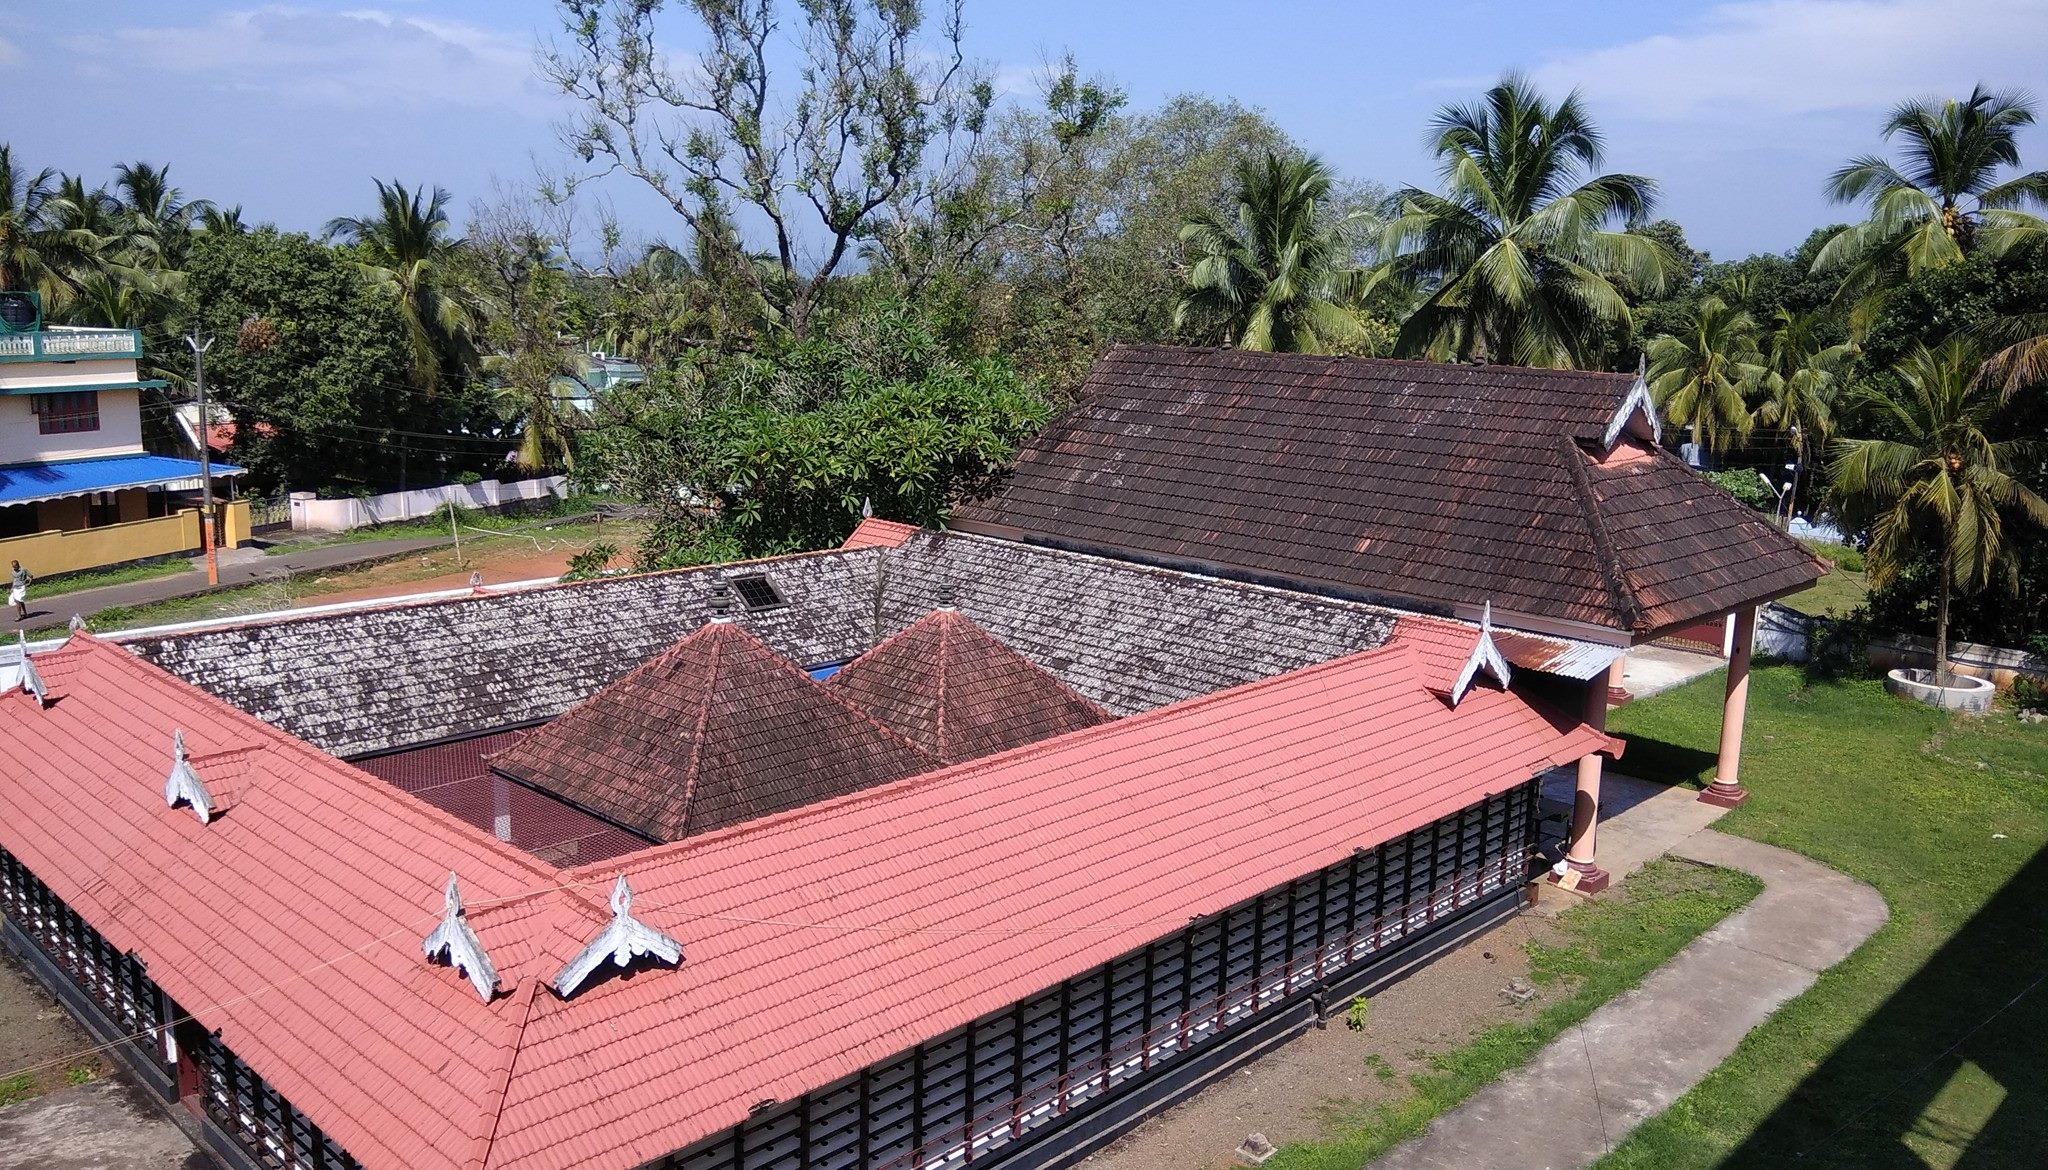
0;453;245;507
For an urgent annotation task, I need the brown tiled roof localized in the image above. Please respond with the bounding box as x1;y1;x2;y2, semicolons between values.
953;345;1823;636
489;621;936;841
828;608;1111;763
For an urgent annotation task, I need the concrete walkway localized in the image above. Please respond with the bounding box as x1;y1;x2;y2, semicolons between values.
0;1077;202;1169
5;535;452;634
1369;831;1888;1170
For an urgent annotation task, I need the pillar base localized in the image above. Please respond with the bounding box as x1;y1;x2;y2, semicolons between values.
1698;780;1750;808
1606;685;1634;707
1548;857;1611;895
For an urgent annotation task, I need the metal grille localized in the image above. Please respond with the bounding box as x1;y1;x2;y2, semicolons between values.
659;780;1542;1170
730;574;785;611
355;732;653;865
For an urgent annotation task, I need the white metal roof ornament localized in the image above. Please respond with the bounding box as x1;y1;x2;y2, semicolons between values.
1449;602;1514;706
15;632;48;707
163;730;216;822
1602;356;1662;450
552;876;684;998
422;873;500;1001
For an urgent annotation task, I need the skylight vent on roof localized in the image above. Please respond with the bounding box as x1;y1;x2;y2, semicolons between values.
729;574;784;611
1448;602;1513;706
163;729;216;823
552;876;684;998
14;632;48;707
422;873;500;1001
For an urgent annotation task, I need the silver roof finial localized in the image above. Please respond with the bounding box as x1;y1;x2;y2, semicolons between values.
163;730;216;822
861;496;874;519
551;876;684;998
1449;601;1513;705
422;872;500;1001
15;632;48;707
67;614;86;634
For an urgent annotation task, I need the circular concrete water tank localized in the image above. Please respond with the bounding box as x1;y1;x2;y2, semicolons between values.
1885;668;1994;713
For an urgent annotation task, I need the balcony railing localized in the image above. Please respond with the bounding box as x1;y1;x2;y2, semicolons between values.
0;327;144;363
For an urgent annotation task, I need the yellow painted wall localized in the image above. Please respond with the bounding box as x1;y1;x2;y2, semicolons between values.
0;510;202;577
220;500;251;547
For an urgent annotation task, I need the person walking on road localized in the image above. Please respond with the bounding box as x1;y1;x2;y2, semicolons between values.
8;560;30;621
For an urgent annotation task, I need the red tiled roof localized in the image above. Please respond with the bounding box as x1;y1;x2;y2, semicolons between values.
828;608;1111;763
490;621;937;841
840;516;920;549
0;631;1611;1170
953;346;1823;637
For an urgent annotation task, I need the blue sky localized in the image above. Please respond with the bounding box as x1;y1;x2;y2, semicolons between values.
4;0;2046;261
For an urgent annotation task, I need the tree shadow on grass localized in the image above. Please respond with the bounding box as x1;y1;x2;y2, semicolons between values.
1722;841;2048;1168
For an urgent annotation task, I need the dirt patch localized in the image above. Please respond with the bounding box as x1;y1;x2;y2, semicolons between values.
1078;912;1568;1170
0;946;110;1107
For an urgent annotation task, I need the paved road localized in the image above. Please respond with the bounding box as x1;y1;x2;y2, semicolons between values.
5;535;452;634
0;1076;205;1170
1369;830;1889;1170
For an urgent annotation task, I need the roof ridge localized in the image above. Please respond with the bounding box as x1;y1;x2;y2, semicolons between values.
1558;437;1644;632
931;609;1112;720
71;634;565;884
728;620;942;766
566;639;1427;878
669;626;724;838
471;978;543;1170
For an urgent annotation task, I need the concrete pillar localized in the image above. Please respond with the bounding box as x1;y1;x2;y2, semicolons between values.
1702;606;1757;807
1556;655;1620;894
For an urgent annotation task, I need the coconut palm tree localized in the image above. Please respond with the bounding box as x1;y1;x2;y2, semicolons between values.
1174;152;1370;353
1647;297;1766;456
199;204;248;236
1831;337;2048;683
0;147;96;302
325;179;473;395
1815;87;2048;306
112;162;209;272
1757;308;1855;520
1380;75;1673;368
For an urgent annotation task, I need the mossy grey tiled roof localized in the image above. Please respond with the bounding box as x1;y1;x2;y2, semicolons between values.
127;531;1406;758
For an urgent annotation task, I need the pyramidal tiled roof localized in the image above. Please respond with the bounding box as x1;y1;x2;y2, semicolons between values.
829;608;1112;764
490;621;936;841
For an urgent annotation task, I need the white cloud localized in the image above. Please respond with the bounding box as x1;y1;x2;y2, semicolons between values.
67;6;550;116
1528;0;2048;123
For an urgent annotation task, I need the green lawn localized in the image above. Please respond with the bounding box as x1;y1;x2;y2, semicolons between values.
1597;666;2048;1169
1782;540;1870;618
1265;859;1761;1169
30;558;193;599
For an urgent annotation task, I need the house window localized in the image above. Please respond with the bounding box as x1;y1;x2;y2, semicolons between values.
33;391;100;435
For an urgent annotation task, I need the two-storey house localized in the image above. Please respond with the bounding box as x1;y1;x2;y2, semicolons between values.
0;291;247;577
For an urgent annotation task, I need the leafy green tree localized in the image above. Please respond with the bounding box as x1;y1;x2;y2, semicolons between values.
1816;86;2048;308
1174;152;1370;352
112;161;209;273
1758;308;1855;518
0;146;96;303
1382;74;1673;368
1647;296;1764;455
585;302;1048;561
181;227;424;492
462;194;585;472
1830;337;2048;681
325;179;474;395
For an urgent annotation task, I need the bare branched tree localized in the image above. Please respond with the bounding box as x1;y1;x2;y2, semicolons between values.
542;0;992;339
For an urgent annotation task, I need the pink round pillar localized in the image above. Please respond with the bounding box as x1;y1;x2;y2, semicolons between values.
1701;607;1757;807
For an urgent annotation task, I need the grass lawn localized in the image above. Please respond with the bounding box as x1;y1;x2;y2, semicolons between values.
263;497;609;554
29;558;193;599
1597;665;2048;1168
1264;859;1762;1169
1782;540;1870;618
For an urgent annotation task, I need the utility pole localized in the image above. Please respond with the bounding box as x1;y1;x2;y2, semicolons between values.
186;330;219;586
